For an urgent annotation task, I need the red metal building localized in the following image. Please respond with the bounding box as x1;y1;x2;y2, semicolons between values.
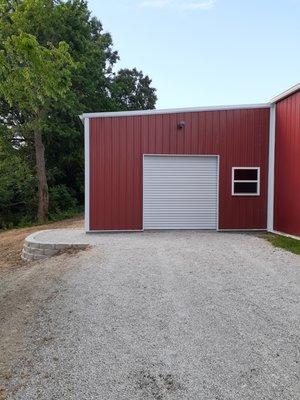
81;83;300;237
271;86;300;237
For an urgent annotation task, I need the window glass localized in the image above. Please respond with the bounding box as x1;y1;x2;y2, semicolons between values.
234;182;258;194
234;169;258;181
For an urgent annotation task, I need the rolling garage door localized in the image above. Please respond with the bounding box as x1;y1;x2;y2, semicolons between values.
143;155;218;229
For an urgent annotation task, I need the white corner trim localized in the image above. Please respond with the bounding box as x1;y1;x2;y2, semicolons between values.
270;83;300;103
217;155;220;231
84;118;90;232
79;103;271;120
267;105;276;232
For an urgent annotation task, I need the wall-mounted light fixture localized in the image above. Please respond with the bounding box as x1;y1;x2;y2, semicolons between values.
177;121;186;130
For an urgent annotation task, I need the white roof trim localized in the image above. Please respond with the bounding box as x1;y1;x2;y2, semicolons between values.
270;83;300;103
80;103;270;119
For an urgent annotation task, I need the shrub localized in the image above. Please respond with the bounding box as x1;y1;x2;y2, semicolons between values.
48;184;78;219
0;154;37;229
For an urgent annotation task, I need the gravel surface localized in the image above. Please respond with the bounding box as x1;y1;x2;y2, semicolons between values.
0;231;299;400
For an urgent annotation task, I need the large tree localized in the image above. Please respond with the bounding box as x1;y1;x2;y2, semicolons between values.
0;0;157;225
0;32;75;221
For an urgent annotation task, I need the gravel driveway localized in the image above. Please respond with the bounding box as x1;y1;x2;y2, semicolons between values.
0;231;299;400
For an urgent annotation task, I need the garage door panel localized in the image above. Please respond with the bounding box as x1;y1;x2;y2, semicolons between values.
143;156;218;229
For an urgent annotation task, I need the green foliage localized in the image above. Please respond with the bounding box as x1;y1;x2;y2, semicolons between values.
0;32;75;113
264;234;300;255
0;147;37;228
111;68;157;110
49;185;78;216
0;0;157;228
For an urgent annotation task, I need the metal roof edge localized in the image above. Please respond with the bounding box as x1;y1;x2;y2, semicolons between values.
270;83;300;104
79;103;271;119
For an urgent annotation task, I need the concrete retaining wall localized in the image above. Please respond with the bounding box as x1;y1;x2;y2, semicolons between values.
21;231;89;262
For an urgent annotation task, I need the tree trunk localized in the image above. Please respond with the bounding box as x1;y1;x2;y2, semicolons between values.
34;126;49;223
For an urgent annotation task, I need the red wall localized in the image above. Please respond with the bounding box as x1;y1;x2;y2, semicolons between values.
89;108;270;231
274;91;300;236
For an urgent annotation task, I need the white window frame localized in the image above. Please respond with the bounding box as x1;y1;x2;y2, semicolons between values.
232;167;260;196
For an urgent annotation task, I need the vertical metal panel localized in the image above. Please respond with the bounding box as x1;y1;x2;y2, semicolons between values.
143;155;218;229
84;118;90;231
274;90;300;236
89;108;270;231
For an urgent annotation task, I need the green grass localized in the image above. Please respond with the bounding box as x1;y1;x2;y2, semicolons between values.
264;233;300;255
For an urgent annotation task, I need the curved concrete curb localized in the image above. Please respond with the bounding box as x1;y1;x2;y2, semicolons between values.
21;230;89;262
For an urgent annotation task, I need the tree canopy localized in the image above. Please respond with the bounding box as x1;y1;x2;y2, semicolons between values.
0;33;75;112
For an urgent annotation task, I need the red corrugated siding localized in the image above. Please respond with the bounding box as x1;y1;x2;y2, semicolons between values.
274;91;300;236
89;108;270;230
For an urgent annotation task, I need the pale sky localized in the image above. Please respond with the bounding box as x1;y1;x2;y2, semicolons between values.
88;0;300;108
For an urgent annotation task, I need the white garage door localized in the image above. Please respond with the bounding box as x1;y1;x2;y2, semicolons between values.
143;155;218;229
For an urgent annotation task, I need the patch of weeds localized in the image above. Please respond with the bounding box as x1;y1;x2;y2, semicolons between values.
1;370;12;381
0;386;7;400
132;370;183;399
57;245;90;258
264;233;300;255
